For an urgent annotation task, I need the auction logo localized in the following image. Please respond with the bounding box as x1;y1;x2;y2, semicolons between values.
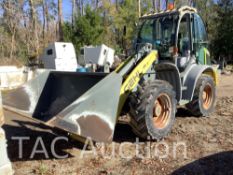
11;136;188;160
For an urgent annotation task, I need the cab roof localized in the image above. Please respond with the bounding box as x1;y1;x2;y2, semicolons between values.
140;6;197;19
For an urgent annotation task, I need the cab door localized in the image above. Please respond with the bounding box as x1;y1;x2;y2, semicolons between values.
192;14;210;65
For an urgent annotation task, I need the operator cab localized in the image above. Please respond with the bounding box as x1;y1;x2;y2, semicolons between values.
136;6;210;72
137;12;178;60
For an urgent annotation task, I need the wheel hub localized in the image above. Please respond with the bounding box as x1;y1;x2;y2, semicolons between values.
153;93;171;129
202;83;213;110
154;101;162;116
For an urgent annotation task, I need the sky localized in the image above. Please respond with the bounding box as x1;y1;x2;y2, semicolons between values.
61;0;167;21
61;0;219;21
63;0;72;21
62;0;95;21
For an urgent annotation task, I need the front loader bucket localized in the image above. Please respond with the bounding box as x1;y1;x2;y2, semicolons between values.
3;45;157;143
3;71;122;142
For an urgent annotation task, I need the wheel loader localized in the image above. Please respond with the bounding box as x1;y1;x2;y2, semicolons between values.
1;6;218;143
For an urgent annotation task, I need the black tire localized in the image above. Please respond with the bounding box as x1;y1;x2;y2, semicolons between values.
186;75;216;117
129;80;177;140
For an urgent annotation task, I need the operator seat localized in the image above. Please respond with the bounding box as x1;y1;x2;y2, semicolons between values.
177;33;190;71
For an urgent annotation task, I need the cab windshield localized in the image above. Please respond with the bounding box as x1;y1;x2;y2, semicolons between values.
137;15;179;58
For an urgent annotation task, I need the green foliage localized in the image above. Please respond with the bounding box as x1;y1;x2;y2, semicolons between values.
141;0;153;13
212;0;233;57
113;0;138;52
63;0;139;54
63;5;104;53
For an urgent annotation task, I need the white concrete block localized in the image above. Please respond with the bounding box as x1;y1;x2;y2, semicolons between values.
0;128;13;175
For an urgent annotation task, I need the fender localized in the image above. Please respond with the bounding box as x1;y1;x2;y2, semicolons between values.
155;62;182;102
182;64;218;101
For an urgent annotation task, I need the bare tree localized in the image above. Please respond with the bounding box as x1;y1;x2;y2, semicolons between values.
138;0;141;17
45;1;49;32
95;0;99;10
58;0;63;41
115;0;119;11
81;0;84;16
72;0;77;26
28;0;39;56
0;0;59;63
157;0;161;12
76;0;80;16
42;0;46;40
1;1;21;59
152;0;156;12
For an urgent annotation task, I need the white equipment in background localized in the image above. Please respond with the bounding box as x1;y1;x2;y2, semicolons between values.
79;44;115;68
40;42;78;71
0;66;36;90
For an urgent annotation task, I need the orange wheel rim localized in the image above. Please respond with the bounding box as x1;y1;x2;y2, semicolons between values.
153;93;171;129
202;84;213;110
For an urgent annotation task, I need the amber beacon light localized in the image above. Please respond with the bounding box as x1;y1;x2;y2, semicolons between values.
167;0;175;10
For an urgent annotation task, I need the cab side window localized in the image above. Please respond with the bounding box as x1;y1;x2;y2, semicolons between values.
178;14;191;57
193;14;207;44
192;14;209;64
139;20;154;43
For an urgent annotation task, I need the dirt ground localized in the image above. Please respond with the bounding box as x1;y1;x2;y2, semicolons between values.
3;74;233;175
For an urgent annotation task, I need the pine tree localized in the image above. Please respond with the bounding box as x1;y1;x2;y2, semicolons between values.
212;0;233;59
